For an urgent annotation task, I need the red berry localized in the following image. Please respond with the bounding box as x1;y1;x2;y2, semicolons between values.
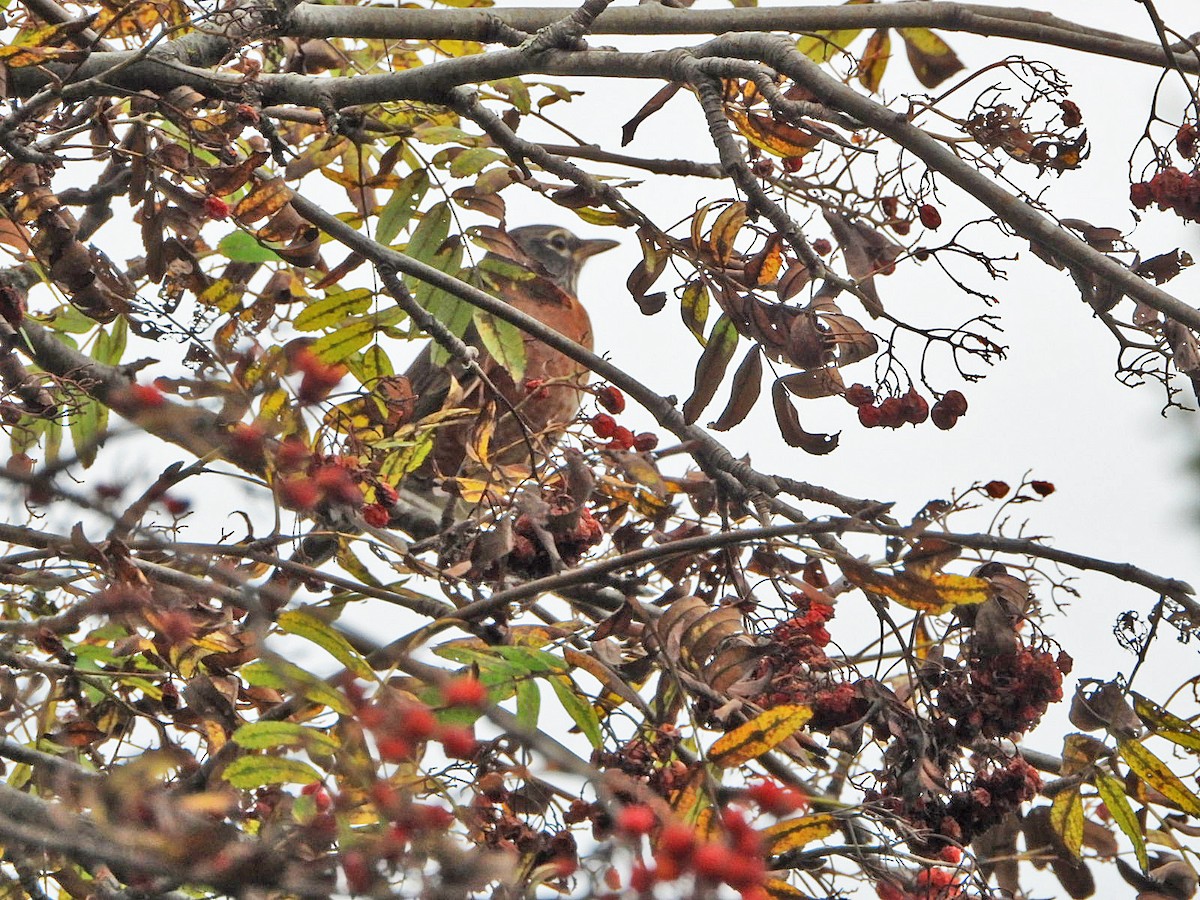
747;780;807;816
362;503;389;527
918;204;942;229
312;464;364;507
597;385;626;414
812;238;832;256
984;480;1009;498
301;782;332;811
657;823;697;860
629;863;656;892
1030;480;1056;496
607;426;635;451
782;156;804;173
204;196;230;220
881;196;899;217
377;735;415;762
1130;181;1153;209
399;705;437;741
523;378;549;399
939;390;968;416
162;495;191;516
616;805;657;837
279;477;320;510
441;675;488;709
439;726;478;759
857;404;882;428
930;405;958;430
275;436;312;471
590;413;617;438
341;850;373;894
843;383;875;407
692;842;735;882
632;431;659;452
939;845;963;864
900;388;929;425
877;397;904;428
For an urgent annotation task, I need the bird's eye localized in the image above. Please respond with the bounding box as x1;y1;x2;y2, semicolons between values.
549;234;570;252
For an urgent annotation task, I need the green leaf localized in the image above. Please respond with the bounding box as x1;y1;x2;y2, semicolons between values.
222;755;321;789
308;319;375;364
1049;787;1084;857
680;278;709;345
294;288;374;332
494;646;569;675
241;661;352;714
515;678;541;731
376;168;430;246
450;147;503;178
682;314;739;425
218;230;283;263
93;318;126;366
278;610;374;679
548;675;603;749
69;396;103;468
231;721;341;753
1095;771;1148;872
473;310;526;381
406;201;452;264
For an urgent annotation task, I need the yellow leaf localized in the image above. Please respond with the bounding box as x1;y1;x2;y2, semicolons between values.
198;278;244;314
762;812;839;854
709;705;813;769
1132;692;1200;753
726;108;821;160
764;878;810;899
709;202;748;264
797;28;863;63
1118;737;1200;816
233;179;293;225
858;29;892;93
838;555;990;614
1049;788;1084;857
896;27;965;88
1095;771;1148;872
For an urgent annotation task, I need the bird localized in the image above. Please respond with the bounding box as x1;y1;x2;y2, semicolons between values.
396;224;619;529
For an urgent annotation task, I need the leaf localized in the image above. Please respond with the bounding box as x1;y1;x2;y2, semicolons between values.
515;678;541;731
897;27;965;88
709;705;813;768
222;755;322;789
622;83;683;146
376;169;430;245
822;211;902;318
797;27;864;63
242;661;352;714
682;315;738;424
277;610;374;679
1118;737;1200;816
726;108;822;160
309;319;375;364
681;278;710;344
1095;771;1148;872
473;310;526;380
771;380;839;455
198;278;244;314
762;812;840;854
745;233;785;285
709;202;747;264
233;179;292;224
627;227;670;315
778;367;845;400
1132;692;1200;752
712;345;763;431
293;288;373;332
218;230;283;264
1050;787;1084;857
231;721;340;753
548;675;603;749
837;554;991;614
858;29;892;92
406;201;452;265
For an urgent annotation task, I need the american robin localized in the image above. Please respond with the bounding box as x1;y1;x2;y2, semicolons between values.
400;224;618;516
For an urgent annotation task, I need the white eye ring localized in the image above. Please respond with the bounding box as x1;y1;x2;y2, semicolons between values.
549;234;570;251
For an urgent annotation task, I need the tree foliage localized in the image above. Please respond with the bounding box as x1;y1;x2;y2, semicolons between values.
0;0;1199;897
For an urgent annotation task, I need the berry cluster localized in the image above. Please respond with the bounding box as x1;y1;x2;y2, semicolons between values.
848;386;931;429
1131;166;1200;222
587;385;658;451
351;675;484;764
936;647;1072;740
508;504;604;576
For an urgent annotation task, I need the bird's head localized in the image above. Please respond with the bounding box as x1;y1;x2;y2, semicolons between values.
507;225;620;295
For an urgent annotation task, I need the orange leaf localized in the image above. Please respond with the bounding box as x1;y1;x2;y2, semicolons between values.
838;555;990;614
726;108;822;160
234;179;293;225
858;29;892;93
709;705;813;769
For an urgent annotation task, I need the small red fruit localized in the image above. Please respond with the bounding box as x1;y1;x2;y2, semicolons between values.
812;238;832;256
632;431;659;452
399;705;438;741
607;426;635;451
362;503;390;527
127;383;167;409
439;726;478;759
857;404;882;428
692;842;735;882
590;413;617;438
279;477;320;511
930;405;958;430
918;204;942;230
876;397;904;429
983;480;1010;499
597;385;626;414
782;156;804;173
615;804;657;837
939;845;963;864
900;388;929;425
441;675;488;709
939;390;968;416
629;863;657;892
1030;480;1056;496
843;383;875;407
657;823;697;860
204;196;230;220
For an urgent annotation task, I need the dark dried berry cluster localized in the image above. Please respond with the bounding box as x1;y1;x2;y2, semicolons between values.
1131;166;1200;222
849;386;931;429
936;647;1072;740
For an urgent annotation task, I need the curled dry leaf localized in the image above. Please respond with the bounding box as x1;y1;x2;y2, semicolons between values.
712;345;763;431
771;380;839;455
823;211;903;318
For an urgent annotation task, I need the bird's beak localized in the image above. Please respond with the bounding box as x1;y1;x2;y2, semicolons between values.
575;237;621;260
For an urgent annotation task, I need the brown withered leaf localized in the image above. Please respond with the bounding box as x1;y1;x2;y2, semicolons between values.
726;108;822;159
1136;249;1194;285
823;211;902;317
821;312;878;365
206;151;271;196
234;179;293;225
622;83;683;146
778;367;844;399
712;345;763;431
777;262;811;300
858;29;892;93
771;380;838;455
682;315;738;424
627;227;670;315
